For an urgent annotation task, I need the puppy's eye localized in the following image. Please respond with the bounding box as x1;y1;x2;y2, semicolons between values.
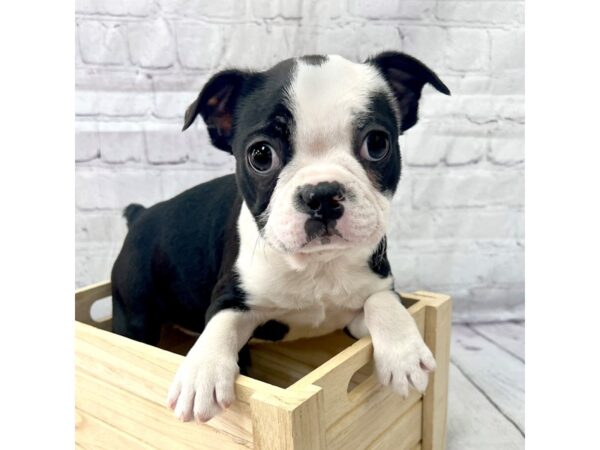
247;142;280;174
360;131;390;162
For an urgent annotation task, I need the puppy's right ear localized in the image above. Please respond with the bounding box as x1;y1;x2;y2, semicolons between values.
182;70;249;153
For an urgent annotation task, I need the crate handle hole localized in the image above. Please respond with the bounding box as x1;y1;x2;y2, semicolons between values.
89;297;112;323
346;360;374;394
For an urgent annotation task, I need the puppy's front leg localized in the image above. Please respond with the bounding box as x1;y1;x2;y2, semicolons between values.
166;309;262;423
349;290;436;398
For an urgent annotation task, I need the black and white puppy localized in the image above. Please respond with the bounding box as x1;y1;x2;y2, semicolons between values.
111;52;450;423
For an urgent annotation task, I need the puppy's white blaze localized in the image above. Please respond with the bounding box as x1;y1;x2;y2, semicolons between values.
288;55;391;153
264;55;394;254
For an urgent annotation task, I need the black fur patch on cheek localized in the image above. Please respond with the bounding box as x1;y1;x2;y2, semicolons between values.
253;320;289;341
369;238;391;278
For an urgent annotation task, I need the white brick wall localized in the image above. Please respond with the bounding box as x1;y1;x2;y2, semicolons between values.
75;0;524;322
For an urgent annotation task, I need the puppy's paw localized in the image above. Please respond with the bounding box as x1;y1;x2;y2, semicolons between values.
373;334;436;398
166;352;239;423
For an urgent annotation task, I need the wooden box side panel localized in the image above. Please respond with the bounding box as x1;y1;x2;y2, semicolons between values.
75;322;290;449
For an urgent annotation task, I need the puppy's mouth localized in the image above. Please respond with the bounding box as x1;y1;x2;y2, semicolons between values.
300;219;348;251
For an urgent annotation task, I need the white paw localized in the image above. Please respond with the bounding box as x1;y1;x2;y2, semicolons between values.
373;334;436;398
166;352;239;423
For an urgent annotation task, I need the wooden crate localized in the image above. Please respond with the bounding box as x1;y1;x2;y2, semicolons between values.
75;281;451;450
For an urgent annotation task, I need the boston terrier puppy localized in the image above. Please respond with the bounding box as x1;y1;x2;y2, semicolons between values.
110;52;450;423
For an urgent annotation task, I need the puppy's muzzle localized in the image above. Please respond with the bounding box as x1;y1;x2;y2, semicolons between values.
295;181;346;241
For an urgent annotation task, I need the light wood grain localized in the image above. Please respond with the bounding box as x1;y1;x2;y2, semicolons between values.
451;325;524;433
366;401;423;450
251;384;326;449
75;286;453;449
420;292;452;450
447;363;524;450
75;409;157;450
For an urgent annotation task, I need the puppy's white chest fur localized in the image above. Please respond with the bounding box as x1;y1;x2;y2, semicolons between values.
236;204;392;340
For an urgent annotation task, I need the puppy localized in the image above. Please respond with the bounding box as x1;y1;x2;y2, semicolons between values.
111;52;450;423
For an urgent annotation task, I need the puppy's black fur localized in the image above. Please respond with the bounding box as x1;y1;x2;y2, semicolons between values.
111;174;242;344
110;52;450;357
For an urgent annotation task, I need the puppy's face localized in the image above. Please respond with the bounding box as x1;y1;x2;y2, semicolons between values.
184;53;449;256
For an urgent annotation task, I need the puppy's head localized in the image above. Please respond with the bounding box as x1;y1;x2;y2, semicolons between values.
183;52;449;257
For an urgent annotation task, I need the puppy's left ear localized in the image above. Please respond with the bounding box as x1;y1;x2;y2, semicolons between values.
182;69;250;153
367;51;450;132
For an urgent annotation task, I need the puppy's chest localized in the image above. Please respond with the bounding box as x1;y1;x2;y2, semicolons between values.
239;256;391;338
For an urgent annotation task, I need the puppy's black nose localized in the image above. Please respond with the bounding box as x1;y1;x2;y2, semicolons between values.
295;181;346;222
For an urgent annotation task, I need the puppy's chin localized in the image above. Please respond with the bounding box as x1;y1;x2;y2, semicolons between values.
271;234;382;272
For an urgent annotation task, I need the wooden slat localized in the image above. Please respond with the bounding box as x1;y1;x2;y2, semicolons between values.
366;401;422;450
451;325;524;432
470;322;524;361
77;370;250;450
327;388;421;450
75;409;157;450
76;322;287;404
421;293;452;450
447;363;524;449
75;322;289;448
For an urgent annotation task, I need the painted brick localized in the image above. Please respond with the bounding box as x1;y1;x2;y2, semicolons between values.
349;0;434;19
75;247;119;288
175;22;222;70
76;0;156;17
153;91;199;119
357;26;403;61
401;26;446;71
98;123;145;163
488;137;524;166
128;19;175;68
444;137;486;166
490;251;524;284
160;168;234;199
281;0;302;19
388;209;524;243
158;0;246;19
403;134;447;167
76;212;127;244
308;0;343;19
76;91;153;117
386;251;418;287
404;134;486;167
251;0;280;19
221;24;297;70
145;123;190;164
491;29;525;73
75;122;100;162
445;28;490;72
77;20;128;65
185;124;235;169
417;252;494;286
312;26;360;62
412;171;524;209
76;169;163;210
491;70;524;95
436;2;524;25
